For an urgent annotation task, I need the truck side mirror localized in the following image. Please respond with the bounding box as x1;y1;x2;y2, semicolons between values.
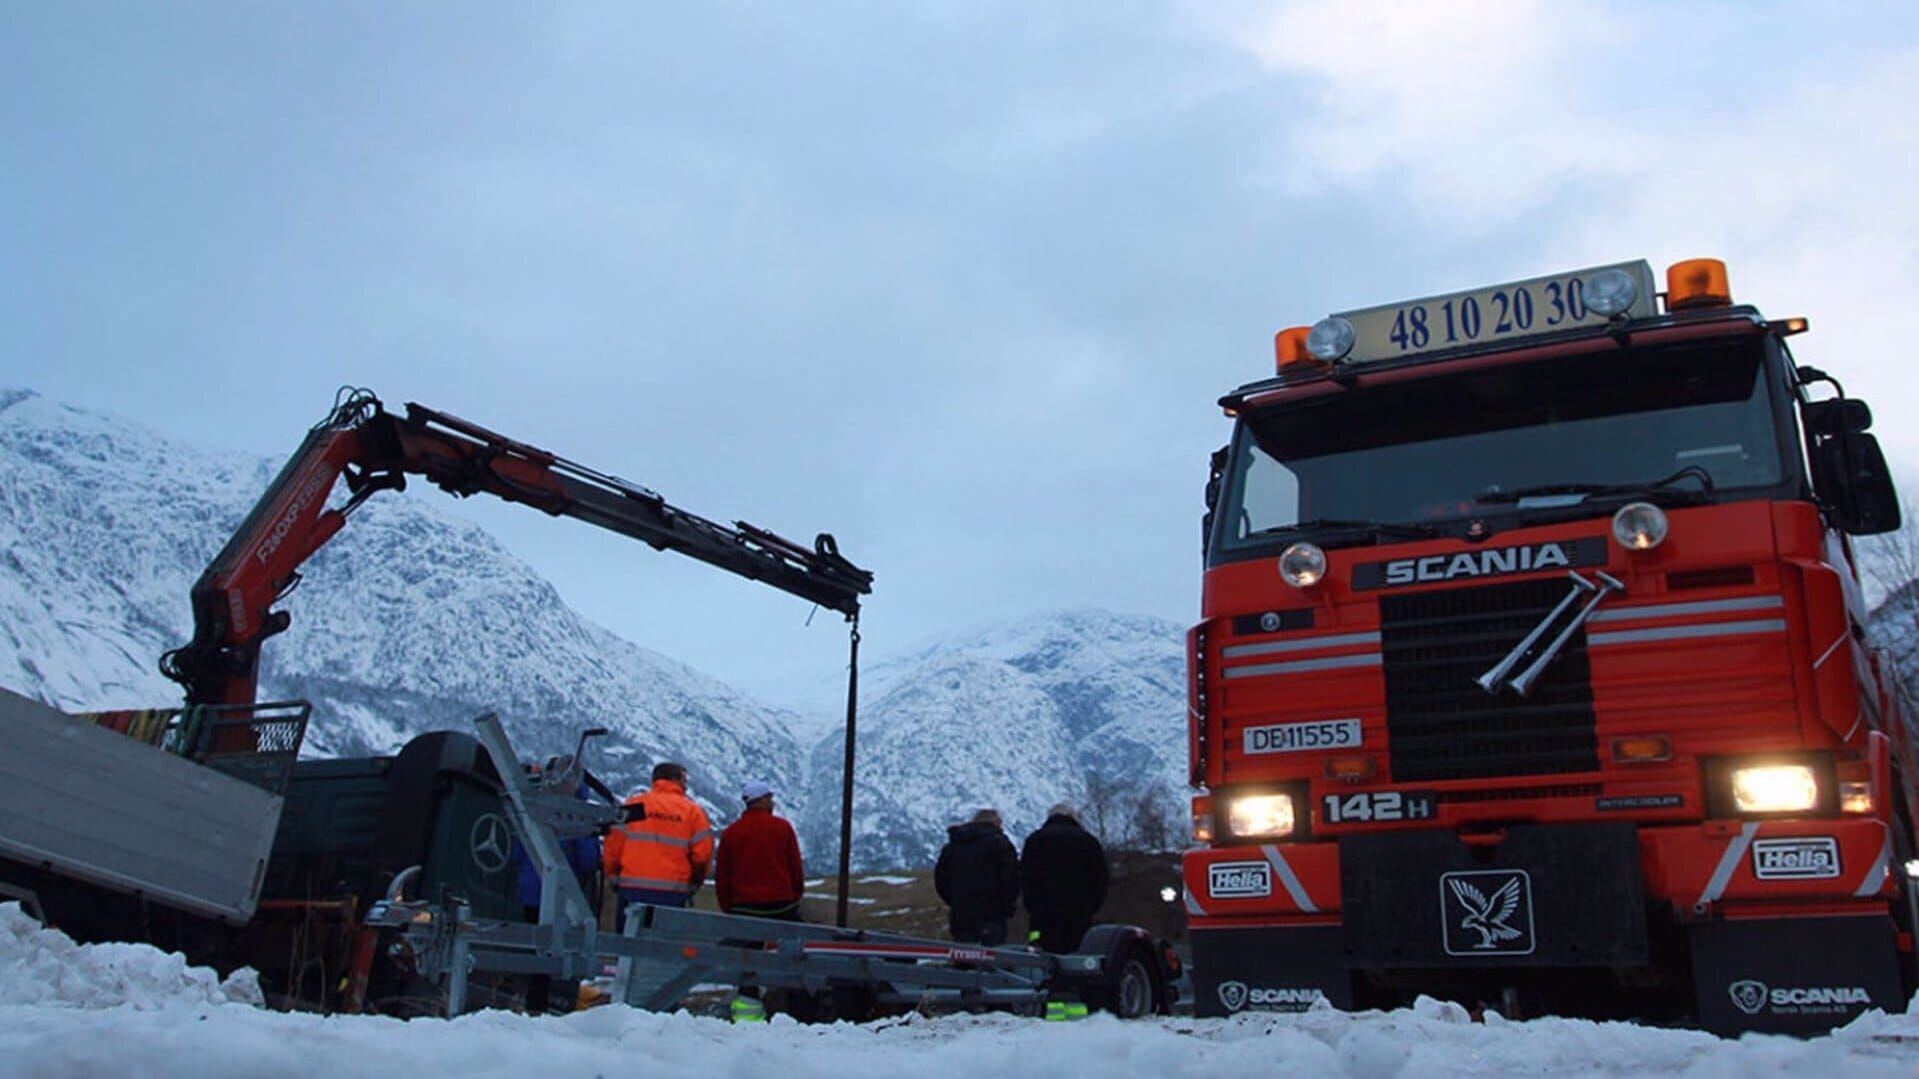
1202;446;1228;557
1812;428;1901;535
1803;397;1873;438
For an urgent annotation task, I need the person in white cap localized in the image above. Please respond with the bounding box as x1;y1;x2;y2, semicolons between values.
715;780;806;921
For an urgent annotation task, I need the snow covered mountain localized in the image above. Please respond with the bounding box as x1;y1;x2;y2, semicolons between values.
796;610;1189;871
0;388;1193;870
0;387;808;815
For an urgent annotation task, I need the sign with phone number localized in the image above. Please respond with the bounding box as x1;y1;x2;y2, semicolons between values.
1335;260;1657;364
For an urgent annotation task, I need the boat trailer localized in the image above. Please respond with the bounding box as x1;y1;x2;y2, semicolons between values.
367;714;1180;1020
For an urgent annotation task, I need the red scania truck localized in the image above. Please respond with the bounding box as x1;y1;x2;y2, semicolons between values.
1182;258;1916;1035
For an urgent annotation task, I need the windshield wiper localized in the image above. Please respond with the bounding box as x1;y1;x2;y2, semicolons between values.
1255;517;1442;541
1475;465;1716;506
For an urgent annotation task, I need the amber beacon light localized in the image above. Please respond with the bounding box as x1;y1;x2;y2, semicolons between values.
1666;258;1732;309
1273;326;1314;371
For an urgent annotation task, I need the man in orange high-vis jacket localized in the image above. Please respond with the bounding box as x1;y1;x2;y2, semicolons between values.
603;762;715;911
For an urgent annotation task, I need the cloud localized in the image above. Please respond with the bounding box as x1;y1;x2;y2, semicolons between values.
1200;0;1642;224
1565;50;1919;455
1195;1;1919;458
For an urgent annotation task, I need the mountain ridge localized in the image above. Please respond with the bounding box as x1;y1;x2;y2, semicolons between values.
0;387;1191;869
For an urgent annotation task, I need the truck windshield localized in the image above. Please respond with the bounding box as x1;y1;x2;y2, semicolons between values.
1214;337;1789;555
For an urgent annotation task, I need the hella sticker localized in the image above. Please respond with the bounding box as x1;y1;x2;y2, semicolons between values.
1750;837;1841;881
1208;861;1273;899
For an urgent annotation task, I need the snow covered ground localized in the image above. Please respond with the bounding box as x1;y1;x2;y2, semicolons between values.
4;906;1919;1078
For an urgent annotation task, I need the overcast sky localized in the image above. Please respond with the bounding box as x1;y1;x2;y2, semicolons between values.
4;2;1917;694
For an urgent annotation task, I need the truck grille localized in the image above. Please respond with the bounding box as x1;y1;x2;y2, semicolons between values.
1379;578;1599;782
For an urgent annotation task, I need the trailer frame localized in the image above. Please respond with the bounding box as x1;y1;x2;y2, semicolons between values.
367;713;1178;1020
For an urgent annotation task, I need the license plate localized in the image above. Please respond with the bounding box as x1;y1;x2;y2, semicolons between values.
1337;260;1657;364
1243;718;1362;754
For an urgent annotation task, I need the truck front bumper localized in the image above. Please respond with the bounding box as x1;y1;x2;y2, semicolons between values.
1183;817;1906;1034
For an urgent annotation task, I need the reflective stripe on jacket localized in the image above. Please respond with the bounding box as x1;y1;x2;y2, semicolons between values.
610;875;695;894
602;778;715;892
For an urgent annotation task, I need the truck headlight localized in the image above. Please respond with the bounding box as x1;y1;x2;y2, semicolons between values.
1226;793;1296;839
1730;764;1818;814
1611;501;1668;551
1279;542;1327;588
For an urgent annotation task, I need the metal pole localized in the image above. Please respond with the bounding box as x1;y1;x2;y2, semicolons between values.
447;902;472;1016
836;614;861;928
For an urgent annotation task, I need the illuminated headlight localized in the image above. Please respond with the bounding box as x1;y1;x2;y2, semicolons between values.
1611;501;1668;551
1226;793;1296;839
1160;886;1179;903
1305;316;1357;362
1585;267;1638;317
1279;542;1327;588
1731;764;1819;814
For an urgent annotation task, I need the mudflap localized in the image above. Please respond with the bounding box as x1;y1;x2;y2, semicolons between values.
1691;914;1905;1036
1341;823;1649;969
1190;924;1350;1017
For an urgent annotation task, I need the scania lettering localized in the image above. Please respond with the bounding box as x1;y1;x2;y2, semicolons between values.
1381;543;1570;586
1249;987;1322;1008
1772;986;1870;1007
1183;258;1917;1036
1215;981;1322;1012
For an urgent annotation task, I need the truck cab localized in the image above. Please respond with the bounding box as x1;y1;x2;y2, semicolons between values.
1183;259;1915;1034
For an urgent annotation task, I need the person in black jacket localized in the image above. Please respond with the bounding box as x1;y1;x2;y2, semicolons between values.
934;808;1020;945
1019;803;1108;954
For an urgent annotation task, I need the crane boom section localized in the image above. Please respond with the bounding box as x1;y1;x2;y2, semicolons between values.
163;391;871;707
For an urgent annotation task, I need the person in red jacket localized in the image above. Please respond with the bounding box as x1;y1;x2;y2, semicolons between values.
715;781;807;920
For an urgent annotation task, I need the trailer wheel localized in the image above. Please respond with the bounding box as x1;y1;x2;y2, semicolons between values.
1069;926;1170;1019
1115;955;1156;1019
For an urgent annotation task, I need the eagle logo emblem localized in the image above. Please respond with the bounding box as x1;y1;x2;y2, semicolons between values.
1440;870;1535;956
1449;876;1524;948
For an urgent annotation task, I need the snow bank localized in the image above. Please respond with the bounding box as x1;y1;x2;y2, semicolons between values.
3;903;1918;1077
0;904;261;1010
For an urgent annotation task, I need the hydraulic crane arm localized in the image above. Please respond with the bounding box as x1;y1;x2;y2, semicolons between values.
161;389;873;708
